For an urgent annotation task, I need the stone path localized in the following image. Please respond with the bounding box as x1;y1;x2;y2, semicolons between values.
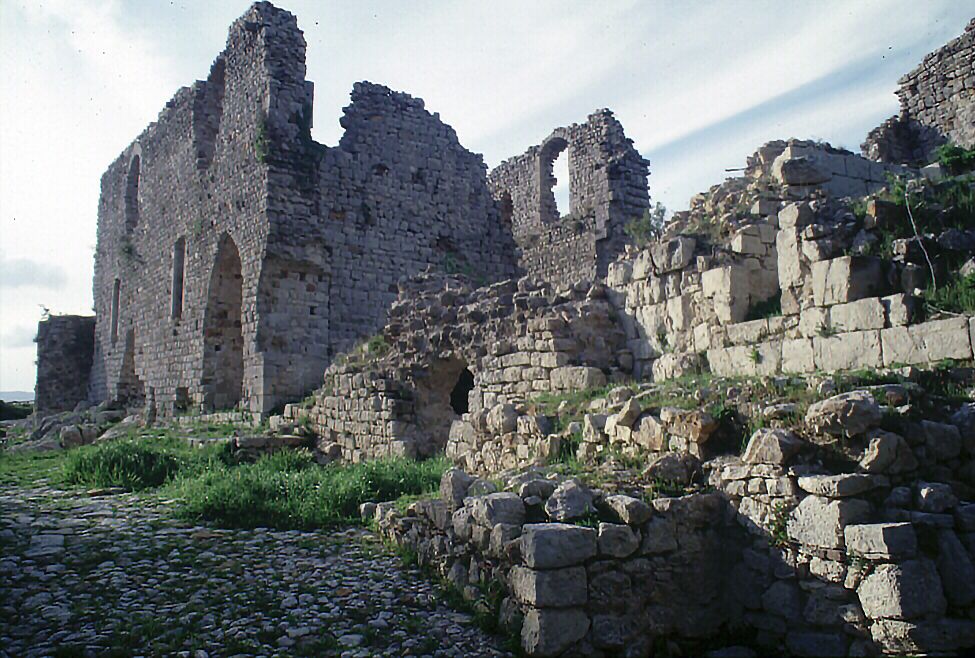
0;483;512;657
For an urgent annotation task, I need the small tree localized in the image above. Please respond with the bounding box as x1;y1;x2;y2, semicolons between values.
624;202;667;246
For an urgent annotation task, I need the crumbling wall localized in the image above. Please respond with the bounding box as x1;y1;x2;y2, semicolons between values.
488;111;650;288
284;272;627;464
863;18;975;165
34;315;95;416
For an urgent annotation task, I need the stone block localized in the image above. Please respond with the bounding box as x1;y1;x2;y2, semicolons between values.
787;495;870;550
521;607;590;657
550;366;606;392
797;473;875;498
804;390;882;436
650;236;695;274
640;515;678;554
814;330;883;371
844;523;917;560
440;468;474;510
778;202;814;230
597;522;640;558
603;494;652;526
811;256;886;307
707;342;782;377
881;317;973;366
725;319;769;345
520;523;597;569
870;618;975;655
935;529;975;607
776;227;803;289
857;560;946;620
829;297;885;332
881;293;914;327
781;338;815;373
469;492;525;527
742;428;804;465
510;565;587;607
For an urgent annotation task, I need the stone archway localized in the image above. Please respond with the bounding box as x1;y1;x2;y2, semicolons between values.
202;235;244;411
414;357;476;454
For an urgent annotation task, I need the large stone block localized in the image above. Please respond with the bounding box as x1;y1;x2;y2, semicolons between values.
781;338;815;373
881;317;973;366
829;297;885;332
469;492;526;527
857;560;946;620
521;607;590;657
870;618;975;655
742;428;804;465
776;227;803;288
650;236;695;274
844;523;917;560
787;495;870;550
550;366;607;392
804;390;882;436
797;473;875;498
811;256;886;307
813;330;883;372
510;565;587;607
520;523;597;569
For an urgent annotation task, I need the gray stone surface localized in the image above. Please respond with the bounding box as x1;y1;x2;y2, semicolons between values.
844;523;917;560
797;474;875;498
741;428;803;465
602;494;652;526
544;479;594;522
804;391;882;436
787;495;870;550
510;565;587;607
470;493;526;527
521;607;590;657
597;523;640;558
520;523;597;569
857;560;946;620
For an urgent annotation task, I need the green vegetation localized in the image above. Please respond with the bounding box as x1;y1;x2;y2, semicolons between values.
744;291;782;322
172;452;448;529
0;399;31;421
936;142;975;176
924;272;975;315
365;333;390;356
768;501;792;548
623;202;667;246
64;438;187;490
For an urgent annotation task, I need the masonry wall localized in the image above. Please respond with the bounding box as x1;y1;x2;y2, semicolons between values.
488;111;650;289
88;2;521;417
34;316;96;417
862;18;975;164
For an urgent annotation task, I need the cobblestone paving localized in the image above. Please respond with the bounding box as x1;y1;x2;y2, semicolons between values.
0;483;512;657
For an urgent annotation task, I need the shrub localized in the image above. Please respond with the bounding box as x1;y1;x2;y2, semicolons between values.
744;292;782;322
64;440;183;490
925;272;975;315
936;143;975;175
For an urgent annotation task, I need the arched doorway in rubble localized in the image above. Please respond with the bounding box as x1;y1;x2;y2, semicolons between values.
202;234;244;411
414;357;476;455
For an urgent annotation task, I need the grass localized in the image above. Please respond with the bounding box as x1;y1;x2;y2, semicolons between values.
744;291;782;322
171;452;449;529
937;143;975;176
924;272;975;315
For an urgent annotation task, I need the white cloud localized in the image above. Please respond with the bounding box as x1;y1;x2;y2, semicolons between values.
0;256;67;290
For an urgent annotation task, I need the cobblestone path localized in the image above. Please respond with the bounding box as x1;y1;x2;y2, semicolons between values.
0;484;511;657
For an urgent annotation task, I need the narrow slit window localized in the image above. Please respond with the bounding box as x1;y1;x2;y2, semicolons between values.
111;279;121;344
172;237;186;319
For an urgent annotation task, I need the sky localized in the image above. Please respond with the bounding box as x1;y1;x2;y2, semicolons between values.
1;0;973;395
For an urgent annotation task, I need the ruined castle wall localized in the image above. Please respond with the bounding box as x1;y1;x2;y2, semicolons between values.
34;315;95;416
89;3;291;415
895;19;975;151
489;111;649;288
315;83;521;355
863;19;975;164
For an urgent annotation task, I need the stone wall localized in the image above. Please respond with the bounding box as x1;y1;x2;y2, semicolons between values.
488;111;650;289
87;2;521;418
863;18;975;165
34;315;95;417
284;272;627;464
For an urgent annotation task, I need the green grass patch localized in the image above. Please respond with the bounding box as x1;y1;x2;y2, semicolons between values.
924;272;975;315
937;143;975;176
744;291;782;322
171;453;449;530
0;449;67;486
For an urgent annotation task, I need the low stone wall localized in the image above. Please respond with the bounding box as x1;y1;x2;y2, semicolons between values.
376;476;747;657
380;382;975;656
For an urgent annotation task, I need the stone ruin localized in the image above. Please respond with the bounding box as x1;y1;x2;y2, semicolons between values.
28;4;975;656
33;1;648;419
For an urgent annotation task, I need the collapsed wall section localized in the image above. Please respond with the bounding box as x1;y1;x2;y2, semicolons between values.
34;315;96;417
863;18;975;165
285;272;627;464
489;111;650;288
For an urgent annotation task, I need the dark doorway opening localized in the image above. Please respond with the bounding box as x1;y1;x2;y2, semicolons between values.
450;368;474;415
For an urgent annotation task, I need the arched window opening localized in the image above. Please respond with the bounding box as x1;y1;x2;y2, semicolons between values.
540;137;570;221
124;155;141;233
202;235;244;411
450;368;474;415
171;237;186;320
110;279;121;345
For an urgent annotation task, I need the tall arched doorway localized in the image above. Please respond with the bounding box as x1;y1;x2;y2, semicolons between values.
202;235;244;411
